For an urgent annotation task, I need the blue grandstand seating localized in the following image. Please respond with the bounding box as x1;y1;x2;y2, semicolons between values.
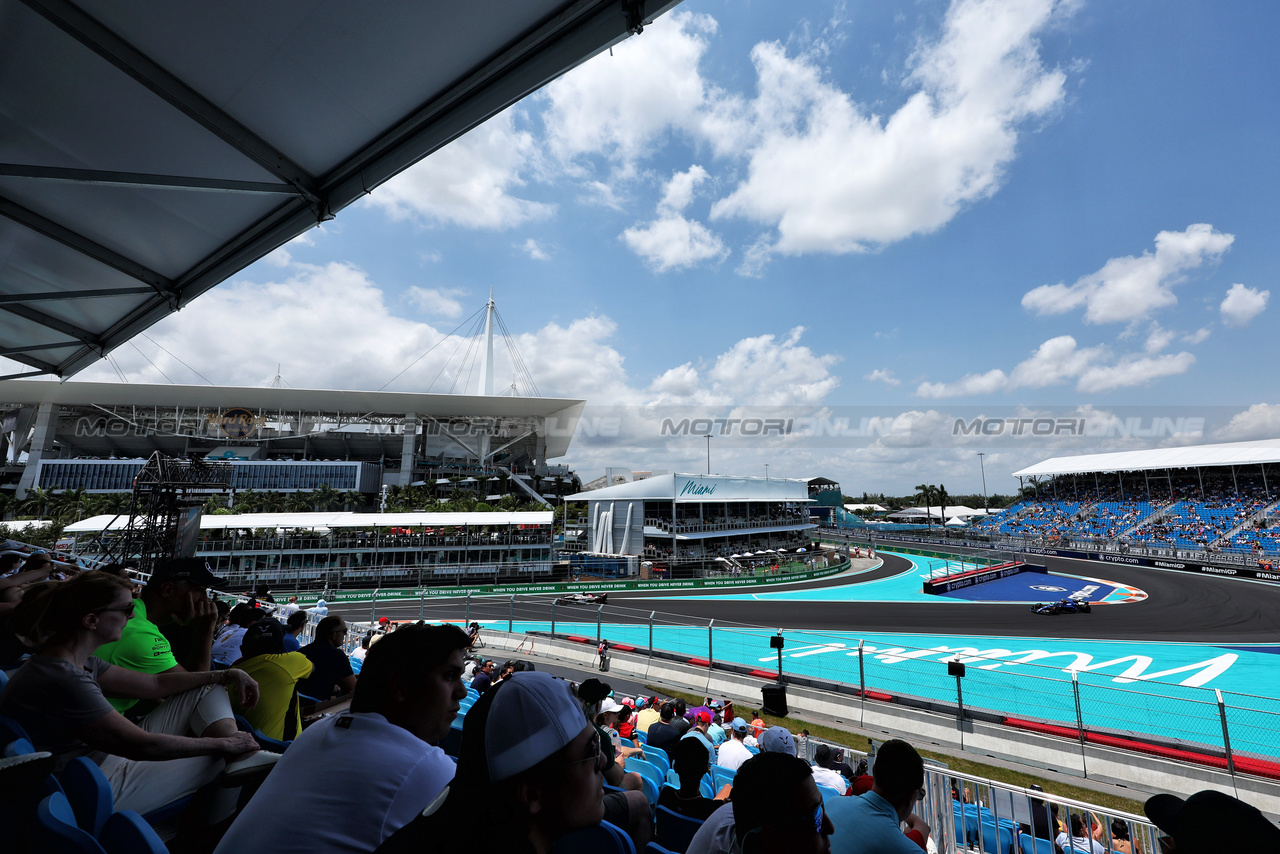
553;820;636;854
655;805;703;853
37;791;105;854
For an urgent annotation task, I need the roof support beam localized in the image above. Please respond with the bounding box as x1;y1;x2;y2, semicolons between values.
0;287;158;304
0;165;300;196
0;195;177;301
0;369;51;381
0;303;104;351
0;341;78;357
20;0;325;209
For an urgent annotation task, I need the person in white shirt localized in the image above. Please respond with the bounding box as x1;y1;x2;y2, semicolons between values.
717;717;755;772
214;624;470;854
211;604;262;666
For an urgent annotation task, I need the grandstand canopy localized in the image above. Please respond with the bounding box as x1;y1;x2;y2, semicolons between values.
569;473;812;504
65;510;553;533
1013;439;1280;478
0;0;682;380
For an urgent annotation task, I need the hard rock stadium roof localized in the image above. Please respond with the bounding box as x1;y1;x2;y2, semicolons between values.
1012;439;1280;478
0;0;682;380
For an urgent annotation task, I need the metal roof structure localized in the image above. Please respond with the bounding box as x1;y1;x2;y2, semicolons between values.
0;0;682;379
569;473;813;503
1012;439;1280;478
65;509;553;532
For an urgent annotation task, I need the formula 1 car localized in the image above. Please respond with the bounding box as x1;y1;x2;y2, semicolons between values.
556;592;609;605
1030;598;1092;615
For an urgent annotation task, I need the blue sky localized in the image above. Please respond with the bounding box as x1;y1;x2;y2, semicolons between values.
61;0;1280;494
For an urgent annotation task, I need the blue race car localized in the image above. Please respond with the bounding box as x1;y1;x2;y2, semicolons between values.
1030;598;1092;615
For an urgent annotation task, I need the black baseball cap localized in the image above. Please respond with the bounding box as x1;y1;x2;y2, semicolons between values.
149;558;226;587
1146;790;1280;851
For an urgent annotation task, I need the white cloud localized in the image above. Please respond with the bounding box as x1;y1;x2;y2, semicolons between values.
915;333;1198;398
621;166;728;271
1143;322;1175;354
1213;404;1280;441
1022;224;1234;324
365;110;553;229
1219;283;1270;326
541;12;745;169
1075;351;1196;393
409;287;466;319
709;0;1073;261
916;369;1009;399
865;369;901;387
1183;327;1212;345
521;239;550;261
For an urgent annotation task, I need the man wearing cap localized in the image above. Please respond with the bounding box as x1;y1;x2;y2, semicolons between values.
718;717;755;772
681;709;718;768
216;624;469;854
810;744;850;794
687;752;834;854
645;701;684;753
707;701;727;746
1145;789;1280;852
95;558;225;714
825;739;931;854
231;617;314;742
760;725;797;756
636;696;661;736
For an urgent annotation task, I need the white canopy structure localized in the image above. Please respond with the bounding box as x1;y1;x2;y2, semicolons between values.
65;510;552;533
1013;439;1280;478
0;0;683;380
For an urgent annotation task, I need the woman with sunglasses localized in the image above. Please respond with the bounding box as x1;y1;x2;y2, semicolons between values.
0;570;274;816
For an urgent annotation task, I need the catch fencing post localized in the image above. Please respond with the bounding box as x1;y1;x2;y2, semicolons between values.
370;589;378;622
1216;689;1239;798
708;619;714;669
550;600;557;637
649;611;655;659
596;605;603;644
858;639;866;727
465;592;471;626
1072;672;1088;777
508;594;515;633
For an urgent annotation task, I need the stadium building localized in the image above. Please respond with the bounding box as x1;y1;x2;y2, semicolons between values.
0;378;585;500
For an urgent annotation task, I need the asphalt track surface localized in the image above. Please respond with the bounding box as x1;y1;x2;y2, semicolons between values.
346;541;1280;645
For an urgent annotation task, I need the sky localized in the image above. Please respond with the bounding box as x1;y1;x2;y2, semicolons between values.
27;0;1280;495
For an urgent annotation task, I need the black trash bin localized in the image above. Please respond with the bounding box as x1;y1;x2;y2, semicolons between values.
761;683;788;717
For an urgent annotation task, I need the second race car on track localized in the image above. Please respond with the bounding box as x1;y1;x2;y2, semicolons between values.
556;592;609;605
1030;598;1092;615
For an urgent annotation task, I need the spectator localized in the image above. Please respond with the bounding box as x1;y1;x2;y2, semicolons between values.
374;672;609;854
311;598;328;617
470;659;496;693
277;595;300;618
466;621;481;648
231;617;313;741
0;552;24;579
0;570;274;816
577;678;651;843
1055;811;1104;854
681;710;717;767
707;701;727;746
646;701;683;753
824;738;930;853
94;558;224;714
760;725;796;756
636;695;662;736
617;701;636;740
282;609;307;652
1145;789;1280;852
216;623;468;854
687;751;833;854
1109;818;1139;854
658;736;726;822
211;602;264;666
251;583;275;604
351;633;372;664
811;744;850;793
750;710;764;738
717;718;755;772
295;615;356;702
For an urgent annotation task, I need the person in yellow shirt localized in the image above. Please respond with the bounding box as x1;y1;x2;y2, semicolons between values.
232;618;313;742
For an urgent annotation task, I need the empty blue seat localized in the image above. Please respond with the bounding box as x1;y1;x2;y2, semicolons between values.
59;758;114;837
642;745;670;776
709;764;735;791
5;736;36;757
1019;836;1055;854
37;791;107;854
98;810;168;854
553;820;637;854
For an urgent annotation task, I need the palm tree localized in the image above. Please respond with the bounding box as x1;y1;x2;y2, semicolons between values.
312;483;344;512
285;491;314;513
0;492;16;522
52;487;91;523
342;490;366;511
914;484;935;528
258;491;287;513
21;487;53;519
936;483;950;529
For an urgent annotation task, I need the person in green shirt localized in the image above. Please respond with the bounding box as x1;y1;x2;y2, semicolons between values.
95;558;224;713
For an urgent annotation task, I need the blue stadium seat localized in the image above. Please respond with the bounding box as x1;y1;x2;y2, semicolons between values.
98;810;168;854
59;758;114;837
625;757;666;797
0;712;31;750
709;764;735;791
5;736;36;757
1018;836;1055;854
641;744;669;776
233;714;291;753
655;805;703;854
36;791;107;854
553;820;637;854
646;844;679;854
817;785;843;800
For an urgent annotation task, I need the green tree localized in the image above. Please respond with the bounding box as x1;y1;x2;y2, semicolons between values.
258;491;287;513
21;487;53;519
913;483;935;528
285;491;314;513
312;483;344;512
936;483;950;528
342;490;366;511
